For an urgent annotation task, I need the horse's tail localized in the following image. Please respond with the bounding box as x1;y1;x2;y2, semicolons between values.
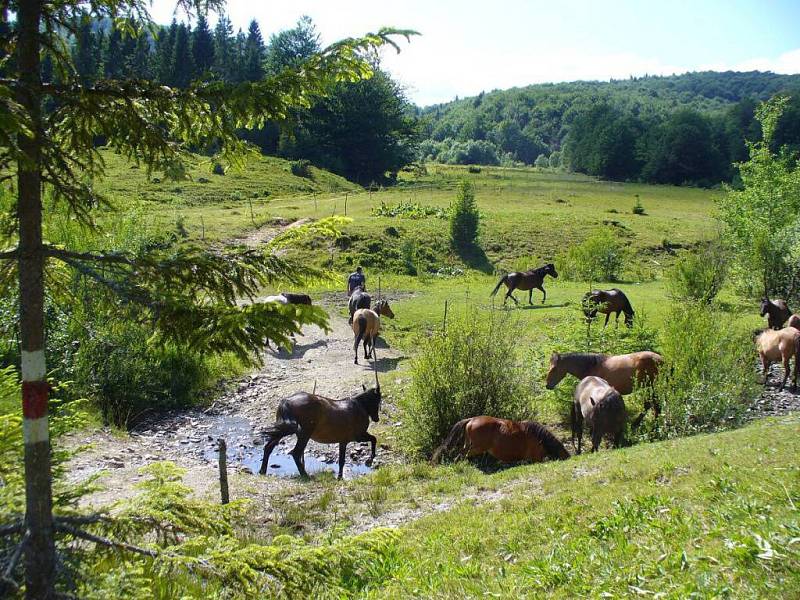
353;314;367;352
430;418;471;464
490;274;507;297
533;422;570;461
263;404;300;440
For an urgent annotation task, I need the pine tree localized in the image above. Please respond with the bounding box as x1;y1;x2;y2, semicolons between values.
72;14;99;85
243;19;264;82
155;19;177;84
171;22;194;88
192;13;214;77
212;13;234;80
128;31;153;79
103;27;124;79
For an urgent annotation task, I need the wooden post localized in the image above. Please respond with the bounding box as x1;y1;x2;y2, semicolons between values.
248;196;255;227
314;192;318;214
443;299;448;333
378;276;381;301
218;438;229;505
344;192;348;216
200;215;205;241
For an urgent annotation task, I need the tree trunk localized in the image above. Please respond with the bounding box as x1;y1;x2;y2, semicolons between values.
17;1;55;598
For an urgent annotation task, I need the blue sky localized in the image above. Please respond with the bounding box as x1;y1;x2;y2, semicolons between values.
151;0;800;106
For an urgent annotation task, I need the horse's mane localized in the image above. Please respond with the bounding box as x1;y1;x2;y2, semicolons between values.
559;352;606;366
521;421;569;460
352;387;381;409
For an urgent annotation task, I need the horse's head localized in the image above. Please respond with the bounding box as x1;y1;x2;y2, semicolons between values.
582;292;598;319
545;353;565;390
375;300;395;319
760;297;770;317
546;263;558;279
356;386;381;422
624;310;635;327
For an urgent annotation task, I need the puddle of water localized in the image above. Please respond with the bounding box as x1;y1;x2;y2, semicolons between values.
201;414;372;480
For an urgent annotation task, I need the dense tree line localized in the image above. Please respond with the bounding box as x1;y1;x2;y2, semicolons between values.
63;14;418;184
419;72;800;186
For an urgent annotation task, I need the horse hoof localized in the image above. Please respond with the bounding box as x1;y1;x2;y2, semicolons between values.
365;459;374;467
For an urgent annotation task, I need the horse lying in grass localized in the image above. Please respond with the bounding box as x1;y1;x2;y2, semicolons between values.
259;371;381;479
583;288;634;327
430;416;569;465
760;297;791;330
573;376;626;454
352;300;394;364
755;327;800;391
546;350;662;427
490;263;558;305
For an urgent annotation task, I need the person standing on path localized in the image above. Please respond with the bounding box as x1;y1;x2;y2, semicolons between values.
347;266;366;296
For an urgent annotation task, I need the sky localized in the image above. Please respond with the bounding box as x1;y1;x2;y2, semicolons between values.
150;0;800;106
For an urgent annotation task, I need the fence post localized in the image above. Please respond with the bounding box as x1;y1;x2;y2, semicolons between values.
344;192;348;216
443;299;448;333
218;438;229;505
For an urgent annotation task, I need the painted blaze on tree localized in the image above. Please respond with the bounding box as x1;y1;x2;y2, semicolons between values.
0;0;415;596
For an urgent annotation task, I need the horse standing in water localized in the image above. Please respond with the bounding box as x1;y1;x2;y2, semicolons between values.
431;416;569;465
490;263;559;305
348;285;370;324
546;351;662;426
572;376;627;453
583;288;635;327
259;370;382;479
755;327;800;391
352;300;394;364
760;297;791;330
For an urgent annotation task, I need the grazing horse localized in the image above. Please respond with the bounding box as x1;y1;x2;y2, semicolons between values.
430;416;569;465
352;301;394;364
583;288;635;327
546;351;662;426
572;376;626;453
755;327;800;391
259;376;381;479
760;297;791;330
490;263;559;305
348;286;370;324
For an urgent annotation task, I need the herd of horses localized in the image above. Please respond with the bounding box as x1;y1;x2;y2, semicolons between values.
256;267;796;479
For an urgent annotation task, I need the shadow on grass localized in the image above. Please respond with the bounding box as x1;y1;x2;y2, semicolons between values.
454;242;493;274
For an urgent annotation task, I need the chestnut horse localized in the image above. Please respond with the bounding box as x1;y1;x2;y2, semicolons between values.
430;416;569;464
755;327;800;391
760;297;791;330
352;301;394;364
573;376;626;453
258;375;381;479
546;351;662;426
583;288;634;327
490;263;558;305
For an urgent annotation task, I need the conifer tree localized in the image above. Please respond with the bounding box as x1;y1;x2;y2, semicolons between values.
172;22;195;87
212;13;235;80
192;13;214;77
243;19;265;81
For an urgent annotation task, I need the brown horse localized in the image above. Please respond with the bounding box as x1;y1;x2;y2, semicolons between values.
760;297;791;330
352;301;394;364
258;377;381;479
430;416;569;464
755;327;800;391
546;351;662;425
490;263;558;305
573;376;626;453
583;288;634;327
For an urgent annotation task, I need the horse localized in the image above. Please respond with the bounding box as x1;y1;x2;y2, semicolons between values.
490;263;559;305
352;301;394;364
755;327;800;391
262;292;314;351
789;314;800;331
430;416;569;465
348;286;370;324
572;376;626;454
258;371;381;479
583;288;634;327
546;350;662;426
760;297;791;330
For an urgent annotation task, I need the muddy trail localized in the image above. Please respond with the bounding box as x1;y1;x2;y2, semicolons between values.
69;303;407;505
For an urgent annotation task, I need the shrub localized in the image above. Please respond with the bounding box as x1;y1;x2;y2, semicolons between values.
449;180;480;249
534;153;550;168
212;162;225;175
399;310;532;458
558;227;629;283
632;195;646;215
653;303;755;438
467;165;481;173
667;244;728;304
289;159;311;178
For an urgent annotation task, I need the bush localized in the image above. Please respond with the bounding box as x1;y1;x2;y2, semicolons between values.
399;310;532;458
667;245;728;304
449;180;480;249
467;165;481;173
558;227;629;283
653;304;755;438
632;195;646;215
289;159;311;178
212;162;225;175
534;153;550;168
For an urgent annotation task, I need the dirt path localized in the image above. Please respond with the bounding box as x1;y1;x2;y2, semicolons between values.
68;305;406;507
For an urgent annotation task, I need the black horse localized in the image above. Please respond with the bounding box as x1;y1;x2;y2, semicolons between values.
490;263;558;305
348;285;371;324
760;297;791;330
583;288;635;327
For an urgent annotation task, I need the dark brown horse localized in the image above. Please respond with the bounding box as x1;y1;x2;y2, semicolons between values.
573;376;626;453
430;416;569;464
760;297;791;330
583;288;634;327
490;263;558;305
259;375;381;479
348;285;370;324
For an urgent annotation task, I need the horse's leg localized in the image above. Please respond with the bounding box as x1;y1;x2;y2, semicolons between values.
591;426;600;453
537;285;546;304
290;431;311;478
761;355;770;385
613;429;625;449
781;355;791;391
576;413;583;455
528;288;533;305
337;442;347;480
358;431;377;466
603;312;611;328
506;287;519;305
259;436;282;475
